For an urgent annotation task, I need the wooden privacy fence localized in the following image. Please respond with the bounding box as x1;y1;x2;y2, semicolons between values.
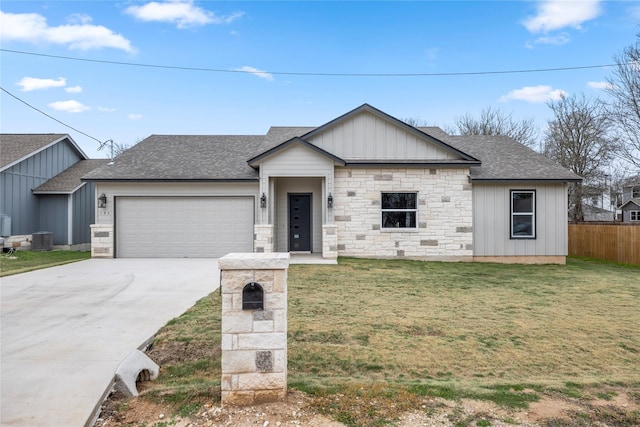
568;223;640;265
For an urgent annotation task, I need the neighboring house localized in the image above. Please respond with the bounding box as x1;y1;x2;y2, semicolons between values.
83;104;581;263
0;134;108;249
580;183;615;221
619;175;640;223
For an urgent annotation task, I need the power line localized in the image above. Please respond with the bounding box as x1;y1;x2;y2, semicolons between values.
1;86;104;144
0;48;625;77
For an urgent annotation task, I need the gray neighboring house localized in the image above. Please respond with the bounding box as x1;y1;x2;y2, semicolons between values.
619;175;640;223
0;134;108;249
83;104;581;263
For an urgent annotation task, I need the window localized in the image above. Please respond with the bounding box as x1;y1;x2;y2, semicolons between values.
381;192;417;228
511;190;536;239
633;187;640;198
631;211;640;222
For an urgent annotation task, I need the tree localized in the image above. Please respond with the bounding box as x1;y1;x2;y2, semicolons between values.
543;94;617;222
453;107;539;148
606;33;640;168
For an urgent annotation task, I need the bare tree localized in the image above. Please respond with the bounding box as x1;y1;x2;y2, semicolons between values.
606;33;640;168
401;117;431;127
544;94;617;221
453;107;539;148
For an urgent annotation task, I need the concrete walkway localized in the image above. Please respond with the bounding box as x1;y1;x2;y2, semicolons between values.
1;258;219;427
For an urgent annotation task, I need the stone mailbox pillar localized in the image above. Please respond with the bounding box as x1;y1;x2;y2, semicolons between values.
218;252;290;406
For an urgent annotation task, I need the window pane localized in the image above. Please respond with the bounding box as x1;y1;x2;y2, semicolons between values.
382;211;416;228
382;193;416;209
512;215;533;236
512;192;533;213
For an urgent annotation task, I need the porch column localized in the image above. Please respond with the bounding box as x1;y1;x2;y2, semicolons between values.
322;224;337;259
254;225;274;253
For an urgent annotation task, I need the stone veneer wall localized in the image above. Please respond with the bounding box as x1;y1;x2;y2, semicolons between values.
333;168;473;259
219;253;289;406
90;224;114;258
322;224;338;259
254;225;274;253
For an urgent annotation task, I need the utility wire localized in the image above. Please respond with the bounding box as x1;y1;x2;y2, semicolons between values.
1;86;104;144
0;48;626;77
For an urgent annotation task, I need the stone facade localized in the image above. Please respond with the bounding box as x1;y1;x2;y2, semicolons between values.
2;235;32;251
219;253;289;406
90;224;114;258
333;167;473;260
322;224;338;259
254;225;274;253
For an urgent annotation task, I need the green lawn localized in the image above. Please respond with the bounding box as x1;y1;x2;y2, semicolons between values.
144;257;640;425
0;250;91;276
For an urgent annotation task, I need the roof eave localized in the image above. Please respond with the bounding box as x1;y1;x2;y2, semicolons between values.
81;178;260;183
470;177;582;183
247;137;346;166
0;135;88;172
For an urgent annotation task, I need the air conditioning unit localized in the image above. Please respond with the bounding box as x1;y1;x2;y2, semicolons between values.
0;215;11;237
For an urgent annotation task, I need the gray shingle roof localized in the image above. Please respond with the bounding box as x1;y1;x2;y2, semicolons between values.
83;135;266;181
82;121;580;182
33;160;111;193
444;135;581;182
1;134;71;169
620;198;640;209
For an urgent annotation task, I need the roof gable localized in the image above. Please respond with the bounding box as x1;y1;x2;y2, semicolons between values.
0;134;88;171
248;137;345;167
300;104;478;162
620;198;640;209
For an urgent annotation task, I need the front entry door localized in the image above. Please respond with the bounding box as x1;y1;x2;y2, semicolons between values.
288;194;312;252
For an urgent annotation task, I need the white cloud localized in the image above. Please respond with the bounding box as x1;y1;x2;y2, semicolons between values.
128;113;143;120
588;81;613;90
499;85;568;103
236;66;274;81
49;100;90;113
0;11;135;52
65;86;83;93
16;76;66;91
98;106;117;112
523;0;602;33
125;1;244;29
532;33;571;46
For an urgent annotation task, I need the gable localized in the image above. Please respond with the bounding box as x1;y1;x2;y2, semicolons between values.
303;106;474;162
0;134;87;171
259;142;338;177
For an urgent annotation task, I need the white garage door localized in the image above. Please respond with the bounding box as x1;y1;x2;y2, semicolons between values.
116;197;254;258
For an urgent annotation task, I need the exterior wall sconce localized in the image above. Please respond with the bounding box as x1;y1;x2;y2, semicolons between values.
98;193;107;208
328;193;333;208
260;193;267;208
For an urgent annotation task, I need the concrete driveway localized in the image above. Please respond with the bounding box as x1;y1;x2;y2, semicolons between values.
1;258;219;427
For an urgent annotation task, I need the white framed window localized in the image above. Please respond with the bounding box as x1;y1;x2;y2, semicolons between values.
631;211;640;222
381;192;417;229
511;190;536;239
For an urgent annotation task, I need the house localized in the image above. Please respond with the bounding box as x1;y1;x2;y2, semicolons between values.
580;182;615;221
83;104;581;263
619;175;640;223
0;134;109;250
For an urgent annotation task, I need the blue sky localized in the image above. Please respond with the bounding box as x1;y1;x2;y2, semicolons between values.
1;0;638;159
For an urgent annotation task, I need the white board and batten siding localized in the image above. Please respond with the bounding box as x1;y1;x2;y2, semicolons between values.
258;144;334;254
473;183;569;256
307;111;458;160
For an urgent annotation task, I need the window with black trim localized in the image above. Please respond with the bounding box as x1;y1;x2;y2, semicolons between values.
511;190;536;239
633;187;640;198
381;192;417;228
631;211;640;222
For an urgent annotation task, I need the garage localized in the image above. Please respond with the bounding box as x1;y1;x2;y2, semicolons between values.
116;197;254;258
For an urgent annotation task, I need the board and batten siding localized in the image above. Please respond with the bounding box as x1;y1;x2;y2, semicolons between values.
0;139;82;235
307;111;457;160
473;183;569;256
257;143;334;254
73;181;95;244
38;195;68;245
273;177;323;254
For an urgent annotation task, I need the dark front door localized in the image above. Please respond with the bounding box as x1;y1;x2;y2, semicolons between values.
288;194;312;252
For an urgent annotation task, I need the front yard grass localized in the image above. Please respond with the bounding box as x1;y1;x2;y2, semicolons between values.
146;257;640;425
0;250;91;277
